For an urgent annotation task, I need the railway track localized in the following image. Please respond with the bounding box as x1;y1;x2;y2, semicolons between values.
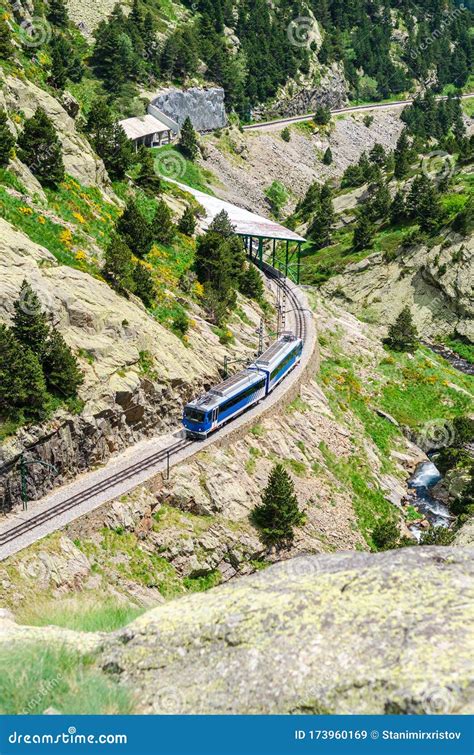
0;261;309;555
0;438;193;549
242;92;474;132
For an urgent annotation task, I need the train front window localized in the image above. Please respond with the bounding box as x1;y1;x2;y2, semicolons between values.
184;407;207;423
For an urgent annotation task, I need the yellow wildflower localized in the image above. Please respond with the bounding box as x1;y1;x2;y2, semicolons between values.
19;206;33;215
75;250;87;262
37;216;46;225
73;212;86;224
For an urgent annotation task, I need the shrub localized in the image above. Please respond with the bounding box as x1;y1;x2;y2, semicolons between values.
281;127;291;142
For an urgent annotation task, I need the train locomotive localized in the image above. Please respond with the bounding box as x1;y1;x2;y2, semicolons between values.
183;333;303;439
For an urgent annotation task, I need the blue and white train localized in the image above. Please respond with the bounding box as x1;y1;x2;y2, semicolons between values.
183;333;303;439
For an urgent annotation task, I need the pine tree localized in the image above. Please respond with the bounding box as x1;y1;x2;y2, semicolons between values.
0;108;15;167
103;234;134;293
47;0;69;27
195;211;245;322
239;264;264;300
367;180;391;221
136;145;162;195
0;324;48;420
152;200;175;245
394;130;412;179
390;189;406;224
0;16;13;59
133;262;155;308
178;205;196;236
313;105;331;126
369;143;387;167
383;307;418;353
17;108;65;187
12;280;51;359
252;464;305;547
43;329;83;399
406;174;441;233
353;212;375;251
49;35;68;90
179;116;199;160
372;519;400;551
322;146;333;165
308;183;334;249
86;98;133;181
116;200;153;258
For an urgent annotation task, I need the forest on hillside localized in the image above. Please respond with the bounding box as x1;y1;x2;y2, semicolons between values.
2;0;473;118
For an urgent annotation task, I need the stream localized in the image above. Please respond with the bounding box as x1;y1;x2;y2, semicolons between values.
404;342;472;536
405;461;452;539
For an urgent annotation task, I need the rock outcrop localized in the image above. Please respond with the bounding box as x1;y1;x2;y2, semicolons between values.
150;87;227;132
253;64;348;121
322;233;474;342
0;75;111;193
96;547;474;714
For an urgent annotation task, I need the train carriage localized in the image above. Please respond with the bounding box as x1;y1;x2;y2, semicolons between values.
183;369;267;439
249;333;303;393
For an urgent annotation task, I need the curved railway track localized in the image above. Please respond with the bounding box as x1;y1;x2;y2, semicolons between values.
0;264;310;554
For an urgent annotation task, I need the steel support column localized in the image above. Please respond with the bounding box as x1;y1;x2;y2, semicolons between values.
258;237;264;269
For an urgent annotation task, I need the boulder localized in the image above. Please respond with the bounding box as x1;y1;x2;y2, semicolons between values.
99;547;474;714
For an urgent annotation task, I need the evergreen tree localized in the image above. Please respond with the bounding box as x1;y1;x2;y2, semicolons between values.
152;200;175;245
12;280;50;359
367;180;391;221
116;199;153;257
383;307;418;353
322;146;333;165
103;234;134;294
49;35;68;90
195;211;246;322
406;174;441;233
0;324;48;420
353;212;375;251
369;143;387;167
390;189;406;224
0;16;13;59
308;183;334;249
178;205;196;236
297;181;320;222
0;108;15;167
394;130;412;179
313;105;331;126
136;146;162;195
47;0;69;28
17;108;65;187
239;264;264;300
179;117;199;160
133;262;155;308
252;463;305;547
43;329;83;399
86;98;133;181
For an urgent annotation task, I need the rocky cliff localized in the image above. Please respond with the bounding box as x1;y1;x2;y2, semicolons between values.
151;88;227;133
322;232;474;342
2;547;473;715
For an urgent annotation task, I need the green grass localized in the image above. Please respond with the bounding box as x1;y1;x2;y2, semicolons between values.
378;348;473;427
0;167;27;193
0;645;134;714
153;145;216;194
444;338;474;364
183;570;221;592
319;442;394;547
18;599;145;632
